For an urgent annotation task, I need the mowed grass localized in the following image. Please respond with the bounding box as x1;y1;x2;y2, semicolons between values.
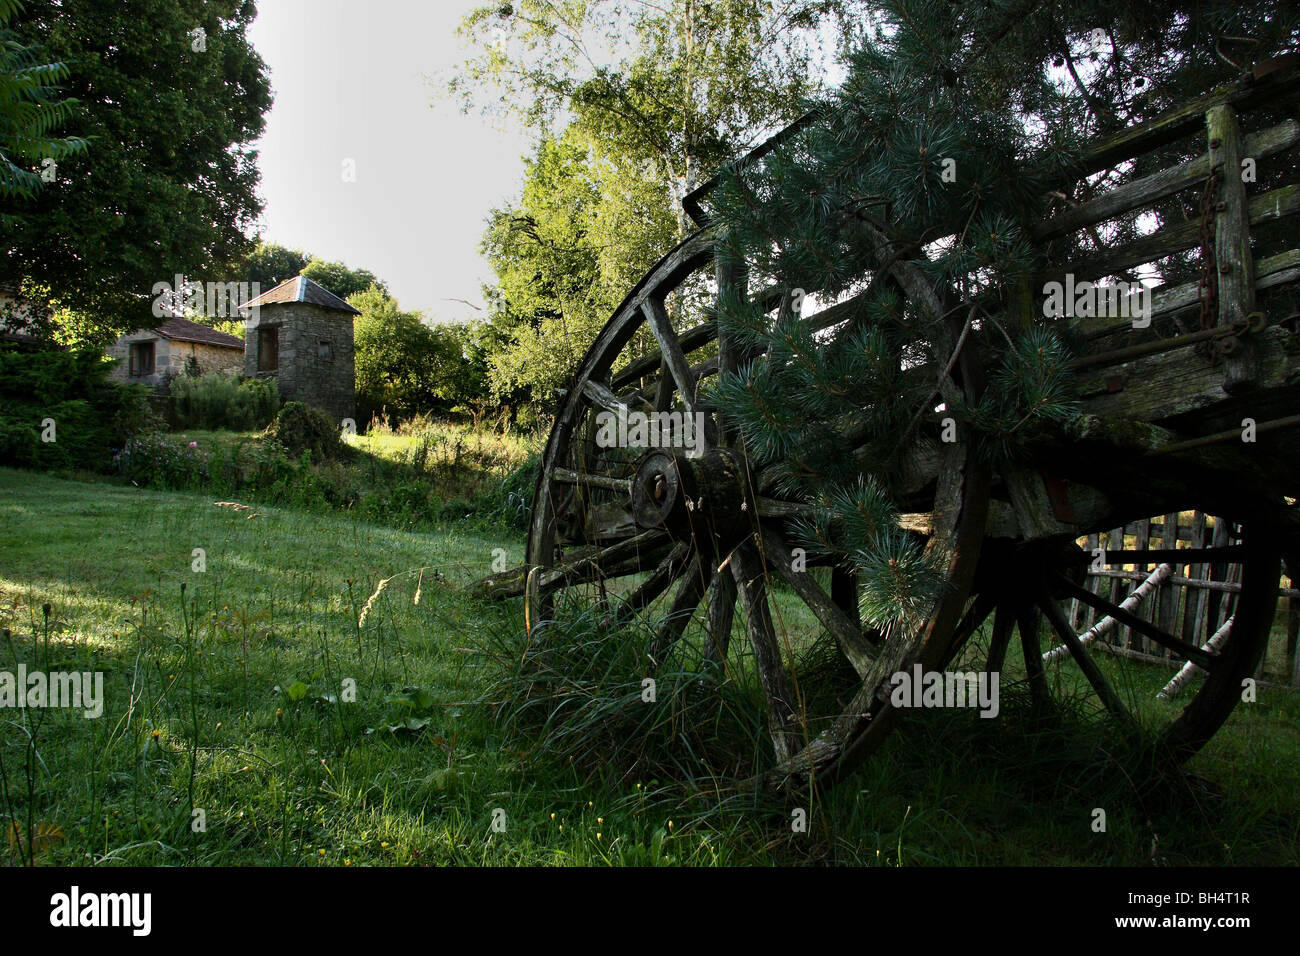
1;467;1298;866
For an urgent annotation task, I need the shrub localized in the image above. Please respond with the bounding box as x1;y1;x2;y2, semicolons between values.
171;374;281;431
115;432;210;488
0;344;156;472
267;402;345;460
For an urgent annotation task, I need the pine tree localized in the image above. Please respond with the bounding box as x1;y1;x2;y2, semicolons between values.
702;0;1295;635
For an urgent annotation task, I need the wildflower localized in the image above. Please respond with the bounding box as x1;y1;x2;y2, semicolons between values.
189;441;198;448
596;833;602;841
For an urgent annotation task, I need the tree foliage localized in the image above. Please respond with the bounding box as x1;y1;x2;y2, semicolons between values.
454;0;868;414
302;256;388;301
246;242;310;291
0;0;87;214
0;0;272;335
350;287;488;421
479;128;674;409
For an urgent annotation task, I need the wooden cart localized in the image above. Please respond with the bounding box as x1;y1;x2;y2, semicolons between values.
479;60;1300;792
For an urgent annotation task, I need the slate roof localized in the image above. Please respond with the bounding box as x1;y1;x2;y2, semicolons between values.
153;316;245;350
241;275;361;315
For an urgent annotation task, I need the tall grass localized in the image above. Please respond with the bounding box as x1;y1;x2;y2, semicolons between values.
171;375;280;431
2;469;1298;866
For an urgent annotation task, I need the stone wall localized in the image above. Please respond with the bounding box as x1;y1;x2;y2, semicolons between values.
244;303;355;424
107;334;242;386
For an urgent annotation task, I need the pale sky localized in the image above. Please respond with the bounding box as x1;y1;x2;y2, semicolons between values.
247;0;531;322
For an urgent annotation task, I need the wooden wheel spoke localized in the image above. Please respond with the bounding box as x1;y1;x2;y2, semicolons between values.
552;468;634;495
985;604;1014;674
480;531;670;599
705;567;737;663
651;552;714;657
942;592;997;668
1054;573;1218;668
653;358;675;412
641;297;698;415
1037;594;1135;725
1017;606;1050;704
760;528;878;677
619;542;692;621
830;566;860;629
581;379;653;416
731;543;801;763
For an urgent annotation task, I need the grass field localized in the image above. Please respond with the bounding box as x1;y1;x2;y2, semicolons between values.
2;467;1298;866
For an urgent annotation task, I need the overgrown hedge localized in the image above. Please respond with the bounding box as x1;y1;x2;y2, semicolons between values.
0;345;156;471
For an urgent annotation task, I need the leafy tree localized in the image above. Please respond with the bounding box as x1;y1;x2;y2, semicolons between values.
452;0;864;232
246;242;310;291
453;1;869;417
478;127;675;411
0;0;272;336
350;287;479;421
302;257;388;300
0;0;87;215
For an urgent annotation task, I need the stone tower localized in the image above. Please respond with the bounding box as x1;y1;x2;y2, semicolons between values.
241;275;359;424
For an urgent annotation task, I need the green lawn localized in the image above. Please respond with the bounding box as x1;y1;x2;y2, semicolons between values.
1;467;1297;866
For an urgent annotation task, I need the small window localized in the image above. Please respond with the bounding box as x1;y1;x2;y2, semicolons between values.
258;327;279;371
317;340;332;361
129;341;155;377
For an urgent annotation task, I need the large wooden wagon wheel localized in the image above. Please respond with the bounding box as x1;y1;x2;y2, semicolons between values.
508;225;994;792
951;502;1284;766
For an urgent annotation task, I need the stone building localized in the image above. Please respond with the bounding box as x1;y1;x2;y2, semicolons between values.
106;317;245;386
241;275;358;423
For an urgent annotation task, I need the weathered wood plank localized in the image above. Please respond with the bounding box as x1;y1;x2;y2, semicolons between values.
1079;325;1300;422
1070;249;1300;342
1182;512;1209;643
1045;184;1300;286
1157;512;1181;645
1108;526;1131;648
1035;119;1300;242
1209;104;1261;392
1068;59;1300;176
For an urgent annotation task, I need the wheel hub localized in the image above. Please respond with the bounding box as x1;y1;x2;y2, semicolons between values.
630;447;749;543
